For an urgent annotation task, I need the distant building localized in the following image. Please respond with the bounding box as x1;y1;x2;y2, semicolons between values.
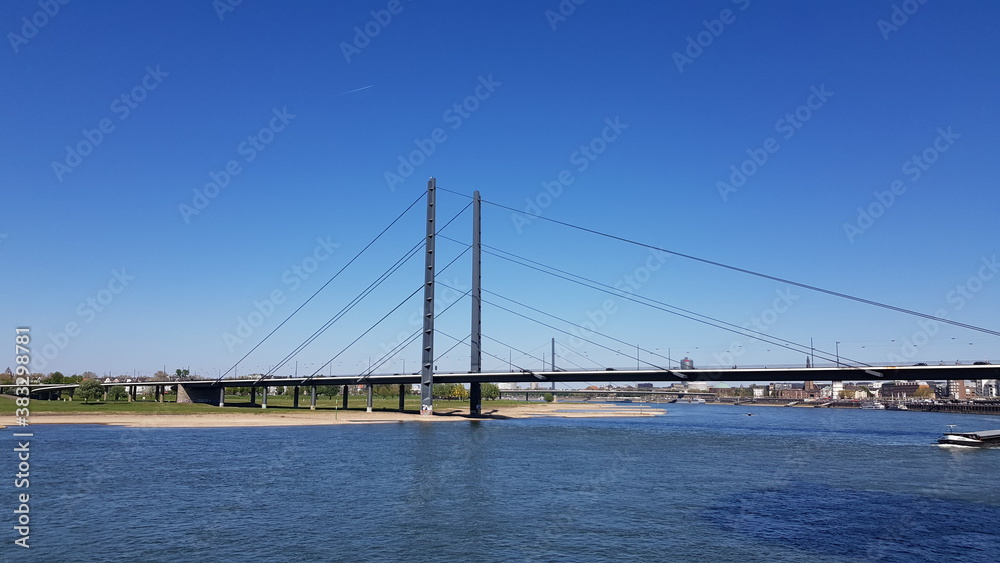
779;388;816;400
852;388;872;400
680;357;694;370
881;383;921;399
637;382;653;389
948;379;968;400
975;379;998;398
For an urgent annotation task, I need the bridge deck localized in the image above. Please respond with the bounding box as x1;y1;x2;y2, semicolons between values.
7;365;998;393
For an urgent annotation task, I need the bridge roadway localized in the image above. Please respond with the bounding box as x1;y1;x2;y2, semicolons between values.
9;364;999;404
11;364;1000;389
115;363;989;388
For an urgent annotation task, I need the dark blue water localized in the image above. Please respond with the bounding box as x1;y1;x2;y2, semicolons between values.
5;404;1000;562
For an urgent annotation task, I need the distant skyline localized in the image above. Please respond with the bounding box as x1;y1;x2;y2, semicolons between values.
3;1;998;380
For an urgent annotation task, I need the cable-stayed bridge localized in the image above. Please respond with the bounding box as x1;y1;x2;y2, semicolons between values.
15;178;999;413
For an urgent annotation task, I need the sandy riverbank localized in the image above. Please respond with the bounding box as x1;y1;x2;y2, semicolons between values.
19;403;666;428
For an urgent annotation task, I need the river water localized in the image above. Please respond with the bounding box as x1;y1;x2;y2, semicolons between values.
6;404;1000;562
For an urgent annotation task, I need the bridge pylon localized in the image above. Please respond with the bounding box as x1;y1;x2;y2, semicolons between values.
470;190;483;415
420;178;437;415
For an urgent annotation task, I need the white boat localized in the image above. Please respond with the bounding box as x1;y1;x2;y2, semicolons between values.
860;401;885;410
937;427;1000;448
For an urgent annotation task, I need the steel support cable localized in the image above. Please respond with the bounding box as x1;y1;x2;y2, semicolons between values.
484;244;856;364
482;288;675;370
312;247;468;377
259;238;425;383
441;278;667;373
440;234;844;365
543;344;589;371
433;331;574;390
478;292;671;371
300;250;472;384
265;204;473;382
368;328;423;376
301;284;425;384
315;247;473;382
432;330;470;366
362;279;471;377
482;247;866;368
437;330;552;388
215;189;428;383
479;334;539;373
360;268;471;377
436;186;472;199
555;339;604;369
440;331;539;375
472;337;589;391
482;198;1000;339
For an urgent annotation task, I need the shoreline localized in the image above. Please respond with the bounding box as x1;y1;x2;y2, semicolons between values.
17;403;666;428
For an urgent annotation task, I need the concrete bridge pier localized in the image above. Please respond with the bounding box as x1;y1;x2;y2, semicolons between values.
366;384;373;412
250;386;256;406
398;384;405;411
261;387;268;409
342;386;349;409
155;386;161;402
177;384;221;406
219;387;225;407
470;383;481;416
310;386;317;410
293;386;300;408
131;386;138;401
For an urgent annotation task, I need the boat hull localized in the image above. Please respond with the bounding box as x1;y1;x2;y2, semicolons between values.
936;429;1000;448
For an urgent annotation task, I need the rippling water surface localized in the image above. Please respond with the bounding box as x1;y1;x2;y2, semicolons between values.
8;404;1000;562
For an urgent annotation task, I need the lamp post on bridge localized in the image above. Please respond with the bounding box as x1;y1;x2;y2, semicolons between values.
836;341;841;368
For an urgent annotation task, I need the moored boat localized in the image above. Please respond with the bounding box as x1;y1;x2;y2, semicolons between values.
860;401;885;410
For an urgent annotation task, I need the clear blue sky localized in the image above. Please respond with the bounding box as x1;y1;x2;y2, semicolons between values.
3;0;998;380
